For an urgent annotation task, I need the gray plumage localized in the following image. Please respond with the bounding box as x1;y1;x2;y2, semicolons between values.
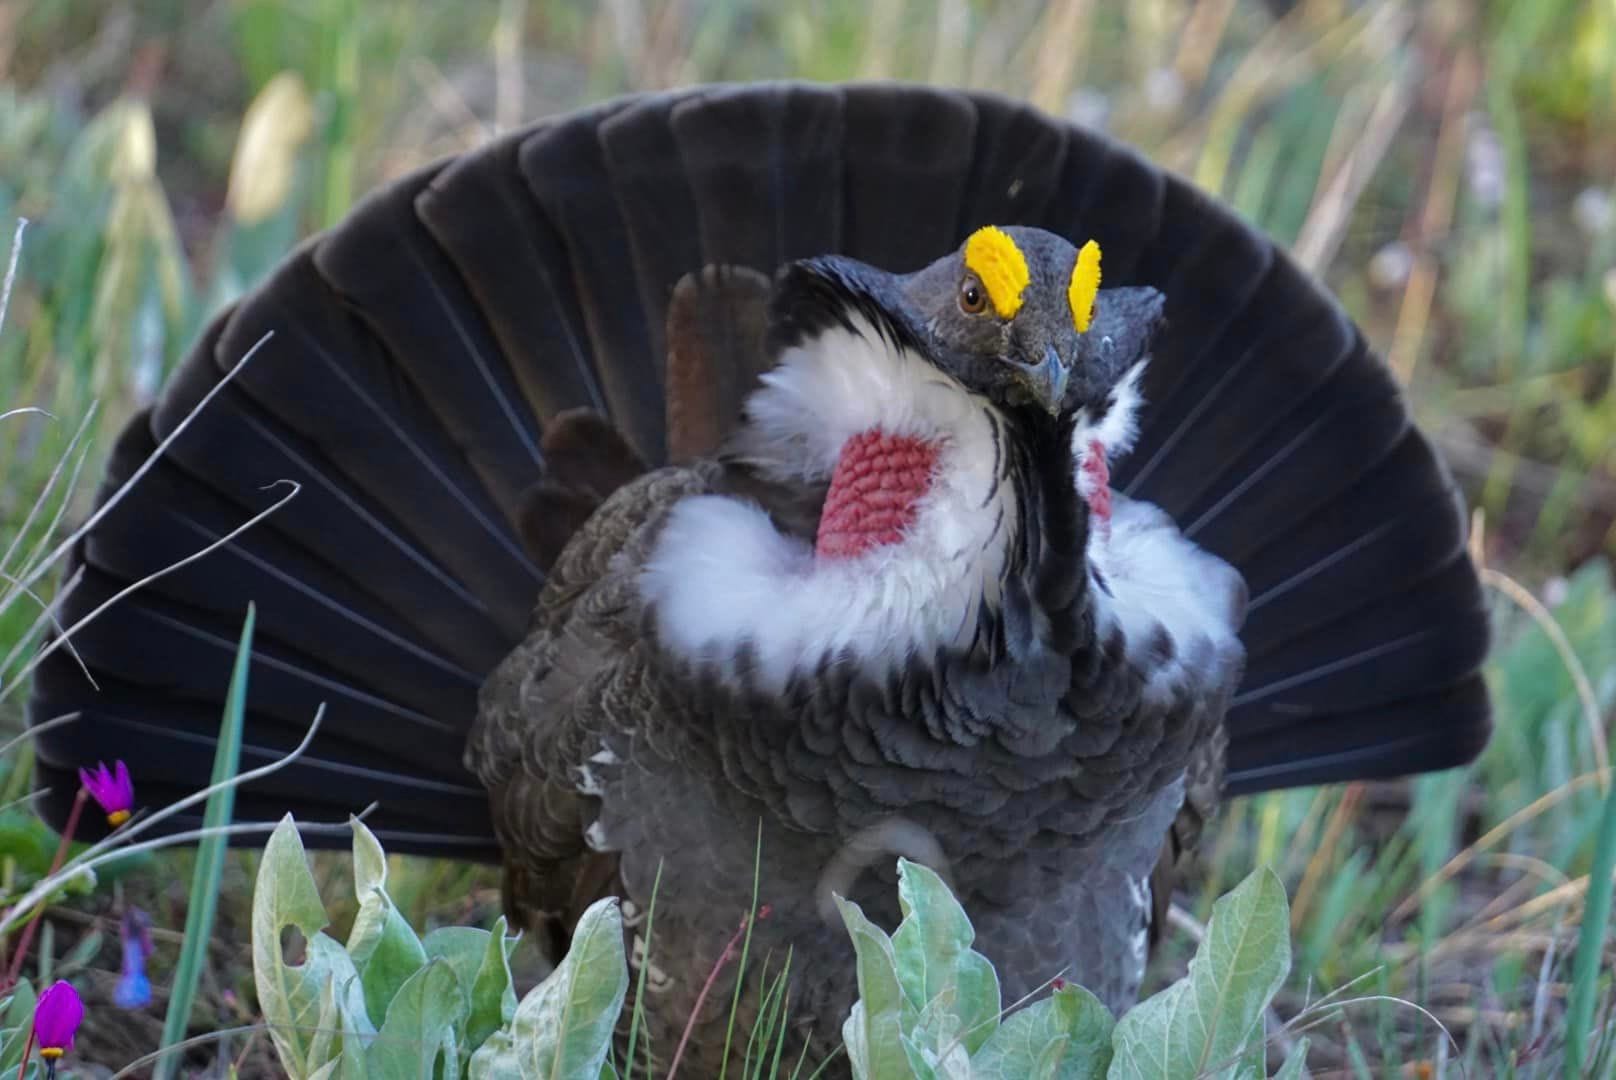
468;230;1246;1072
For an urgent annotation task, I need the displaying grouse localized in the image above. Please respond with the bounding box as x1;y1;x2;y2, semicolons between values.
27;83;1491;1072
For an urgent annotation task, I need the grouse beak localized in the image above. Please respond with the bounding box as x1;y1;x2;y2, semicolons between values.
1015;345;1071;417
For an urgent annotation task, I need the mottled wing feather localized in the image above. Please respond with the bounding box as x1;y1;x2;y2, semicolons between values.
467;466;715;946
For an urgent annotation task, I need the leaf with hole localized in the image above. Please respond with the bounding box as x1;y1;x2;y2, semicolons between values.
252;815;374;1077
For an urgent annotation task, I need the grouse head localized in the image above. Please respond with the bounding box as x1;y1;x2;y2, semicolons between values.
769;225;1162;427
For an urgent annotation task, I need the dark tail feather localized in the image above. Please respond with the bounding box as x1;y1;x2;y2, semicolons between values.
29;83;1489;857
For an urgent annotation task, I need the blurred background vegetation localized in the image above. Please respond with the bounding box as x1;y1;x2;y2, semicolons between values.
1;0;1614;1074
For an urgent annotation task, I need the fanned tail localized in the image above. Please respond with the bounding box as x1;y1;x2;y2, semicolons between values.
28;83;1489;855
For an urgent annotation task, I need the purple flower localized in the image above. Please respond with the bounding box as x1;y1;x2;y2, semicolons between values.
113;907;153;1010
78;760;133;826
32;980;83;1060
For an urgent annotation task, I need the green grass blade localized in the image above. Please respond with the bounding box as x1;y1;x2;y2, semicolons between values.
766;970;793;1080
1566;771;1616;1077
719;820;765;1079
153;603;254;1080
621;858;663;1078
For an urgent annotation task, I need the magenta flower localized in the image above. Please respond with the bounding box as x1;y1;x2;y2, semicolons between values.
32;980;83;1063
78;760;133;826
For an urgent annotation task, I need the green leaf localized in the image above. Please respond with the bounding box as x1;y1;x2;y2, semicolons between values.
0;979;37;1072
1273;1037;1310;1079
1033;1037;1076;1079
902;1030;972;1080
468;1028;515;1078
308;977;343;1076
346;817;428;1026
468;896;628;1080
973;984;1114;1080
835;894;915;1080
253;815;375;1077
1108;867;1291;1080
364;958;465;1078
1567;761;1616;1077
155;604;253;1080
891;859;1001;1055
424;918;518;1058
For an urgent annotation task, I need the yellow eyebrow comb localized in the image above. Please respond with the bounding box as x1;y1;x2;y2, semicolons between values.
1068;239;1102;333
963;226;1030;318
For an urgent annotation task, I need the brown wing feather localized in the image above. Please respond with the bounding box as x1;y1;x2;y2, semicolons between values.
665;264;774;462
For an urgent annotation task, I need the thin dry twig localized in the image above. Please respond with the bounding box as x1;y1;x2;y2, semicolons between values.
0;217;25;337
109;1024;271;1079
0;565;95;690
1480;565;1609;788
0;713;79;762
1290;994;1466;1079
7;478;302;695
1387;46;1478;385
0;404;97;584
1291;783;1365;931
7;331;275;602
0;704;331;937
1029;0;1092;116
1392;767;1614;921
1292;67;1415;275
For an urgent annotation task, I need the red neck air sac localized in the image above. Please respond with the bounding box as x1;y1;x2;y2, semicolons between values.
815;430;941;560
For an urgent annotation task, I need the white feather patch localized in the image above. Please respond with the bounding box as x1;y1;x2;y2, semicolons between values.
1074;359;1146;503
1088;493;1245;700
640;317;1015;689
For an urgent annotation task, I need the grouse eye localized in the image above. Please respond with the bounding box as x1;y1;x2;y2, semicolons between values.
959;277;988;315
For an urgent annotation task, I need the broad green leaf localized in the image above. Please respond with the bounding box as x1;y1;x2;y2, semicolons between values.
836;894;914;1080
308;977;343;1072
346;817;429;1027
901;1028;971;1080
253;815;374;1077
339;994;373;1080
424;917;519;1056
1108;868;1290;1080
468;896;627;1079
1233;1033;1266;1079
468;1028;515;1078
365;958;465;1078
901;1035;940;1080
973;984;1113;1080
892;860;1001;1054
1272;1037;1310;1079
1034;1036;1074;1079
157;605;253;1080
912;988;963;1051
0;979;36;1071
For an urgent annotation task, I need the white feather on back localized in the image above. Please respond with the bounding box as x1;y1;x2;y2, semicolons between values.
1088;495;1246;699
1070;359;1247;693
1073;359;1146;503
